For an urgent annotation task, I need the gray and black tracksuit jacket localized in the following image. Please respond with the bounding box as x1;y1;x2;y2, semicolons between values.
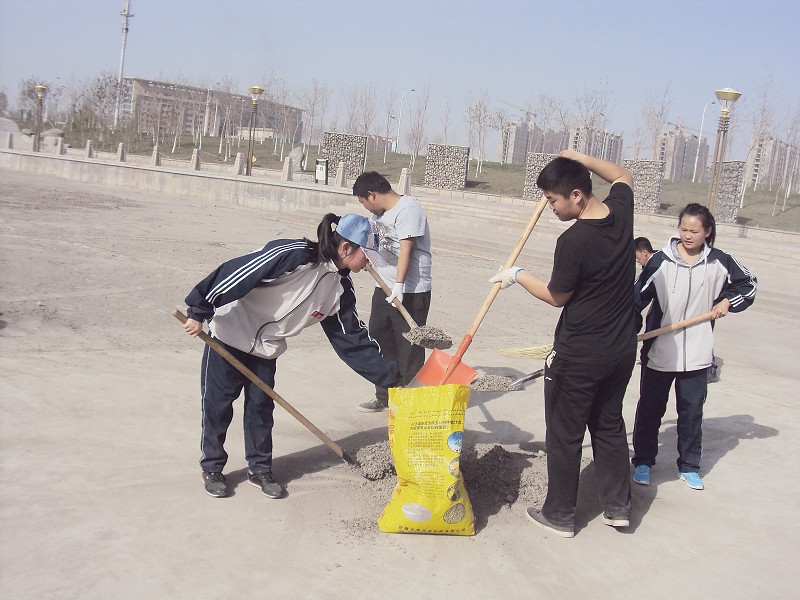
634;237;757;372
185;238;400;388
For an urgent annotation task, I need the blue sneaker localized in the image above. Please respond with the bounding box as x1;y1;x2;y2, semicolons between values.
633;464;650;486
679;471;704;490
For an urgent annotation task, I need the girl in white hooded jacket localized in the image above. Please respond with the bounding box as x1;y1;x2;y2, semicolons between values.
631;203;756;491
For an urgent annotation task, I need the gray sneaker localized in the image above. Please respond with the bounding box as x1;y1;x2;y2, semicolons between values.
525;507;575;538
202;471;228;498
248;471;283;498
358;397;388;413
602;513;630;528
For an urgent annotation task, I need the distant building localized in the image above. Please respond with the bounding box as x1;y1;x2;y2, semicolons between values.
657;125;710;182
499;121;621;165
118;77;303;142
744;134;800;195
567;126;623;164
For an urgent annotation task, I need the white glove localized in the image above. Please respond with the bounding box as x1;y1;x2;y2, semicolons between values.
386;281;404;304
489;267;524;289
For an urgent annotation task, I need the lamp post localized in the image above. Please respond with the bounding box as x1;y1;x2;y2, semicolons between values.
33;85;47;152
707;88;742;214
395;88;415;153
692;100;715;183
245;86;264;176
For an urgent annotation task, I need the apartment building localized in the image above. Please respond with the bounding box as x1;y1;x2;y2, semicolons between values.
744;134;800;195
499;121;622;165
657;126;710;182
118;77;303;142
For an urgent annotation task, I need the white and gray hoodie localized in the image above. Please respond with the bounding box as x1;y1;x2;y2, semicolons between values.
634;237;757;372
185;239;400;388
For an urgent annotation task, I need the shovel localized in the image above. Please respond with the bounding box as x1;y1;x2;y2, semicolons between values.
364;262;453;350
411;196;550;386
171;309;358;469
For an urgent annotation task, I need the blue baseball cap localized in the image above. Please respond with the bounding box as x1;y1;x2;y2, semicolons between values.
336;214;386;266
336;214;371;247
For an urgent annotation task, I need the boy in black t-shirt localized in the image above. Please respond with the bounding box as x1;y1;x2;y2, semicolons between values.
491;150;636;538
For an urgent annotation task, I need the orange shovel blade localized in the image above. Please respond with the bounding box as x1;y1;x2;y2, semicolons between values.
410;347;478;387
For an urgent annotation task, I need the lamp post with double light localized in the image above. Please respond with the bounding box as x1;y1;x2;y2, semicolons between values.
395;88;415;153
707;88;742;214
245;86;264;176
692;100;715;183
33;85;47;152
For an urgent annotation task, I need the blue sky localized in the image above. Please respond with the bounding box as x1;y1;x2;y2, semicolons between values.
1;0;798;160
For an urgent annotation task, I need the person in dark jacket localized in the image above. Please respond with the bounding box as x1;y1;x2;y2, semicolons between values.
183;213;401;499
632;203;757;491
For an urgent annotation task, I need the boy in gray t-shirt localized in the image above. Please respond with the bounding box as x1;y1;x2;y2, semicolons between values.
352;172;432;412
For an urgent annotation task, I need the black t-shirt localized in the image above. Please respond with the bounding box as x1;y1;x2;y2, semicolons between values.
548;182;637;362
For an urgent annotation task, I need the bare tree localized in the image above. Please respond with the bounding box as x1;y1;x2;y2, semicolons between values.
17;77;48;120
743;77;778;193
641;84;673;159
405;84;430;172
573;83;613;156
492;107;510;164
773;103;800;215
343;88;359;135
327;90;343;133
382;87;397;163
556;105;575;152
358;83;378;146
464;90;492;177
300;79;328;151
440;96;451;144
535;94;561;152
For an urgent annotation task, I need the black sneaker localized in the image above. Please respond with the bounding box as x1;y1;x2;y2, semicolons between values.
602;513;630;528
247;471;283;499
358;397;388;413
525;507;575;538
202;471;228;498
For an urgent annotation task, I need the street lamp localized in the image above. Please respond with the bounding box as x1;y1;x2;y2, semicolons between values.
395;88;415;153
707;88;742;214
245;86;264;176
34;85;47;152
692;100;715;183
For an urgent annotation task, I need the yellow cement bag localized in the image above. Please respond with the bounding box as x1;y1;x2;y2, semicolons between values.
378;384;475;535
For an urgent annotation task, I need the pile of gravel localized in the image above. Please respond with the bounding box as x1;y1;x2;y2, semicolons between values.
355;441;395;481
402;325;453;349
470;374;514;391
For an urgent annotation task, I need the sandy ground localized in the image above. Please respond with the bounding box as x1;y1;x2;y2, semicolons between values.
1;169;799;598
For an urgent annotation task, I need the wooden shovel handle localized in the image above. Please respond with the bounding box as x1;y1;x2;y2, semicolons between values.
468;196;549;337
637;311;715;342
364;262;418;328
171;309;356;466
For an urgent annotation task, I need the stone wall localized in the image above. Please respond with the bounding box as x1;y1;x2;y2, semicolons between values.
624;159;665;214
715;160;744;224
423;144;470;189
320;132;367;181
522;153;559;199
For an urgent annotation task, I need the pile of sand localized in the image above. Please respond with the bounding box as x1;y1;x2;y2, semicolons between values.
337;441;591;535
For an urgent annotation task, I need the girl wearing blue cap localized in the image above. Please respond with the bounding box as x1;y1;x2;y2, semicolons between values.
182;213;400;499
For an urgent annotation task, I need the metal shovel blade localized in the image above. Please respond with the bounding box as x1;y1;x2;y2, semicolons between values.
408;347;478;387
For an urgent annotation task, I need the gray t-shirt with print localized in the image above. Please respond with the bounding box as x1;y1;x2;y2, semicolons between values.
371;195;432;293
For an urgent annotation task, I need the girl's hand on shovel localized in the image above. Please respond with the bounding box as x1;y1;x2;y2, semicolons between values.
489;267;525;289
183;317;204;337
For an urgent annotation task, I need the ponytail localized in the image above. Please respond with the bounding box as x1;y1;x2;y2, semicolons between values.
679;203;716;247
305;213;346;264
